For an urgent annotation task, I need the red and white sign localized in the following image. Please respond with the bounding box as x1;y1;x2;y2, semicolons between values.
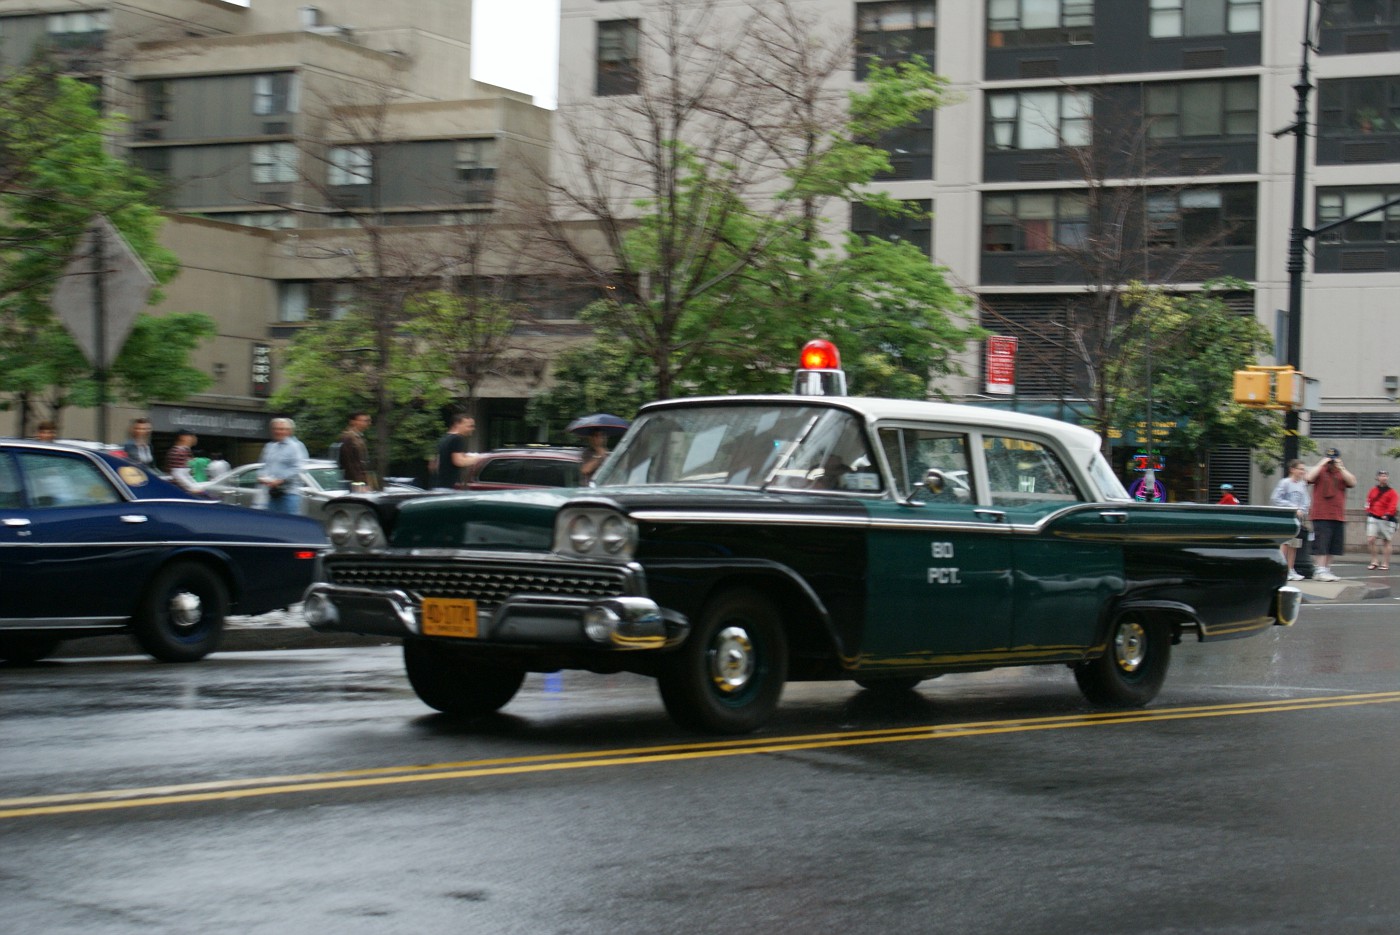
985;335;1017;396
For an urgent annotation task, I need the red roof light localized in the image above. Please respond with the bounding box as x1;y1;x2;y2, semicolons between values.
799;339;841;371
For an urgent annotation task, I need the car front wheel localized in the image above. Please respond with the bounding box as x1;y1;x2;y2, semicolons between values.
403;639;525;718
132;562;228;662
1073;612;1170;707
658;589;788;734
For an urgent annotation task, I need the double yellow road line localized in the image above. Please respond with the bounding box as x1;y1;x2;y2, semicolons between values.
5;691;1399;821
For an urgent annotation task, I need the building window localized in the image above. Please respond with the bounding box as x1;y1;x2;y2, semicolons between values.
1145;78;1258;139
46;10;109;47
1148;0;1262;38
856;1;936;76
328;146;372;186
851;200;933;256
278;282;310;322
875;109;934;179
1145;185;1256;247
597;20;640;96
982;191;1088;252
1316;188;1400;243
251;143;298;184
253;73;298;116
142;81;170;122
1319;76;1400;135
455;140;497;181
986;89;1091;150
986;0;1093;48
278;281;356;322
1321;1;1400;28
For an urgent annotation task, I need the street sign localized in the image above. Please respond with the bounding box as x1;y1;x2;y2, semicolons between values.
985;335;1017;396
51;216;157;369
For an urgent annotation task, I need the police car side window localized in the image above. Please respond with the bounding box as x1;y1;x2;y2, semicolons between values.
879;427;973;504
17;453;121;508
984;436;1083;514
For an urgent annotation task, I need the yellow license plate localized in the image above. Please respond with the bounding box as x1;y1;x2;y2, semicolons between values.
421;597;479;638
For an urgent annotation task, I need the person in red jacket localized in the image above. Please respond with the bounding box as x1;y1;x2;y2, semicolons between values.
1217;483;1239;505
1365;469;1397;571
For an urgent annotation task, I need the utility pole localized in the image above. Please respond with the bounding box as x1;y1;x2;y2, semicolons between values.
1283;0;1320;466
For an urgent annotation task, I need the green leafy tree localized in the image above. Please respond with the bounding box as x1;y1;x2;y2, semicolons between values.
0;64;212;433
524;341;656;443
1113;280;1283;496
268;313;447;471
538;0;979;401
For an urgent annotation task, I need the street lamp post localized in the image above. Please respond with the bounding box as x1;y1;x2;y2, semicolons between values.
1282;0;1321;466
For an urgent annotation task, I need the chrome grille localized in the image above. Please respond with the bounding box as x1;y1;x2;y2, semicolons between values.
324;558;629;608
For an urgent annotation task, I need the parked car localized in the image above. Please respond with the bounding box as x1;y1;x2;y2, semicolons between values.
464;446;583;490
0;439;326;664
304;355;1300;733
203;459;418;519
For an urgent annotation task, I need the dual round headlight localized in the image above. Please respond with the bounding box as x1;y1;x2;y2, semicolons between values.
327;507;385;550
559;510;635;559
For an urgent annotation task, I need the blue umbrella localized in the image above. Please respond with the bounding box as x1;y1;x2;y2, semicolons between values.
565;413;630;436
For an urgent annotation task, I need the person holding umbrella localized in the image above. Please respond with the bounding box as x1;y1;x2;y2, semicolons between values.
566;413;630;483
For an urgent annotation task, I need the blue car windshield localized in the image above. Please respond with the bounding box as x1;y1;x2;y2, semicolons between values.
594;404;882;492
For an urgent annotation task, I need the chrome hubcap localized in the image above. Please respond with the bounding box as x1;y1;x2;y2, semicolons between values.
708;625;755;694
1115;621;1147;673
169;590;203;629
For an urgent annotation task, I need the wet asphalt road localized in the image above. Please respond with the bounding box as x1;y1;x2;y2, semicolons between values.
3;602;1400;935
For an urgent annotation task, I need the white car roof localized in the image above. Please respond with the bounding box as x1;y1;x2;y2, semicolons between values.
642;395;1105;460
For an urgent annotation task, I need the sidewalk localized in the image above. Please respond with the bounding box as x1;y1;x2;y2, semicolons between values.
55;561;1392;659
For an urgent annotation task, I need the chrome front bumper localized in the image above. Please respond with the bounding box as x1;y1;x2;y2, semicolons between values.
302;583;689;650
1274;585;1302;627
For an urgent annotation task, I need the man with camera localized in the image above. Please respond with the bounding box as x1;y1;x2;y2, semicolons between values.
1305;447;1357;582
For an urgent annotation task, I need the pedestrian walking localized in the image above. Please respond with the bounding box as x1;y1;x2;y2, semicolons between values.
33;421;57;443
1217;483;1239;505
1305;448;1356;582
258;417;309;514
336;411;375;490
123;417;155;467
1271;459;1310;580
433;414;478;490
1364;469;1397;571
206;451;231;479
164;431;200;493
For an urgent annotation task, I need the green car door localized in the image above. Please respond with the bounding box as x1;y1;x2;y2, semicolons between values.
860;426;1015;669
980;433;1124;659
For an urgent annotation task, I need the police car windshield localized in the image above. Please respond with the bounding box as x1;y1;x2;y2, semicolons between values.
594;404;879;492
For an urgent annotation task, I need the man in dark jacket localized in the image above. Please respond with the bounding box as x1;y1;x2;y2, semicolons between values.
336;412;374;490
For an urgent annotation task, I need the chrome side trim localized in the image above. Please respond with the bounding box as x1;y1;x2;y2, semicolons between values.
0;617;127;630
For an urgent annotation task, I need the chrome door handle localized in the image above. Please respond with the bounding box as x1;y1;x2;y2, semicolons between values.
120;515;150;524
2;517;31;527
974;509;1007;523
1100;511;1128;524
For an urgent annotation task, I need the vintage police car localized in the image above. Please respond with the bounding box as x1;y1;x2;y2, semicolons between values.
0;439;326;664
304;347;1300;733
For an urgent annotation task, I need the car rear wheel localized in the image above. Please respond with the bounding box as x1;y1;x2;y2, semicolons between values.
658;588;788;734
403;639;525;718
1073;612;1170;707
132;562;228;663
0;634;63;664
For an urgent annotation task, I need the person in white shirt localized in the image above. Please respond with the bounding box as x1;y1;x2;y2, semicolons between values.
1270;459;1311;580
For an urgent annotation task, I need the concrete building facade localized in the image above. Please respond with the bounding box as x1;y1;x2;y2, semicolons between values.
557;0;1400;503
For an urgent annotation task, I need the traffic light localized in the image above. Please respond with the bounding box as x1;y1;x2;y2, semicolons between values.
1232;366;1304;410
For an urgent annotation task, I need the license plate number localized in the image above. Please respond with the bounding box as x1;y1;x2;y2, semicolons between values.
421;597;478;638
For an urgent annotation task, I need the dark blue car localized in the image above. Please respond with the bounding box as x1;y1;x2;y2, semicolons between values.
0;439;326;663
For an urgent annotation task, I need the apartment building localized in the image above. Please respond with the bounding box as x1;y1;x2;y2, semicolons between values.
558;0;1400;500
0;0;574;460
